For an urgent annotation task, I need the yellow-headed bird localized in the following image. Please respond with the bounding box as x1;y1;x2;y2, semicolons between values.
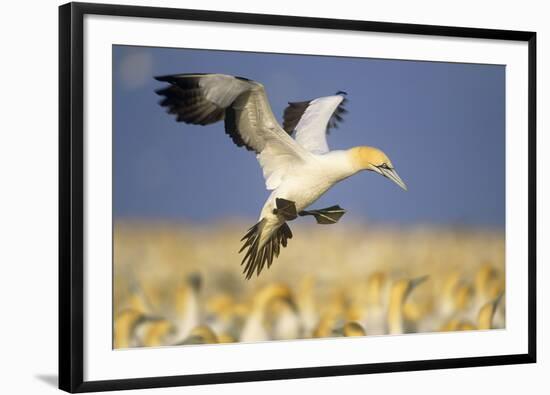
240;283;298;342
387;276;429;334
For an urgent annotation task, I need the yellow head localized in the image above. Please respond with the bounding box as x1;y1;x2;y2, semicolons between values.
477;293;503;330
367;271;387;306
255;283;296;311
141;318;176;347
186;325;219;344
387;276;428;334
343;321;367;337
349;146;407;191
114;308;145;349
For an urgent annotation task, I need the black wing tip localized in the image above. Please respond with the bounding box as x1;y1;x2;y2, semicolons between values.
224;107;256;152
282;100;311;135
283;93;348;136
154;86;171;96
154;73;259;145
327;93;348;134
154;73;213;83
287;100;311;106
154;75;228;126
154;75;171;82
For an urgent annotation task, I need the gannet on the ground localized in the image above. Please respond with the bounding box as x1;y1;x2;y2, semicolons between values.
178;325;219;345
440;292;503;331
155;73;407;279
362;271;389;335
239;283;297;342
171;273;202;341
342;321;367;337
477;293;504;330
295;275;319;336
134;317;175;347
267;296;302;340
113;308;146;349
387;275;429;334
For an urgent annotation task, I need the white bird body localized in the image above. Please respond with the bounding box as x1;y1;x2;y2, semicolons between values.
239;284;296;342
173;288;199;341
239;310;270;343
270;303;302;340
264;150;356;212
258;151;356;245
155;73;406;278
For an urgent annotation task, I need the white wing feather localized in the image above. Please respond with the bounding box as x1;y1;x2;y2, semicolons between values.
156;73;311;190
291;95;345;154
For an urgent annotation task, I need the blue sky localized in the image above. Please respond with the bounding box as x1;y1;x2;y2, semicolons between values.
113;45;505;227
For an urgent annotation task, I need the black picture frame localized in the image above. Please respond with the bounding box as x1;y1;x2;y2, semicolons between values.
59;2;537;393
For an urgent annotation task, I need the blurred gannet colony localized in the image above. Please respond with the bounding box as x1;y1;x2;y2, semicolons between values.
113;222;504;349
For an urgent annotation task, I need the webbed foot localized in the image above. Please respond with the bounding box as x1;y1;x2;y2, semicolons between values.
298;205;346;224
273;198;298;221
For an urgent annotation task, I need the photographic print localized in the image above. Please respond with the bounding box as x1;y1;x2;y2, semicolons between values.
112;45;505;349
60;4;536;391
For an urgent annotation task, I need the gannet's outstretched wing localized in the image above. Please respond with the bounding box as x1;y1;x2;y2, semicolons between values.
282;93;348;154
155;73;311;190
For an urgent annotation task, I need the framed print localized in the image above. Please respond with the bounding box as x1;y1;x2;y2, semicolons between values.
59;2;537;392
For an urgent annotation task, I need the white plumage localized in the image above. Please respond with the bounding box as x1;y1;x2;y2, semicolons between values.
155;73;406;279
292;95;346;154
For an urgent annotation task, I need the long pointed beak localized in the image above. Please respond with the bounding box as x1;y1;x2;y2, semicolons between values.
404;275;429;299
381;167;408;191
410;275;429;289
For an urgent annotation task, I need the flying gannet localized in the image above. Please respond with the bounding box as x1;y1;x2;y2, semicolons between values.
155;73;407;279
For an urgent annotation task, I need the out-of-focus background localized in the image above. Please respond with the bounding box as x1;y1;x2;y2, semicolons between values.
113;45;505;348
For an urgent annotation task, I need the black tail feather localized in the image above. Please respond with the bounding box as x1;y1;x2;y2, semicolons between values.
239;221;292;280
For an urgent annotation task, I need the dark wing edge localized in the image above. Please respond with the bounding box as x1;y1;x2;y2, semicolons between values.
282;100;311;135
282;92;348;136
327;92;348;134
154;74;225;125
154;73;255;152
